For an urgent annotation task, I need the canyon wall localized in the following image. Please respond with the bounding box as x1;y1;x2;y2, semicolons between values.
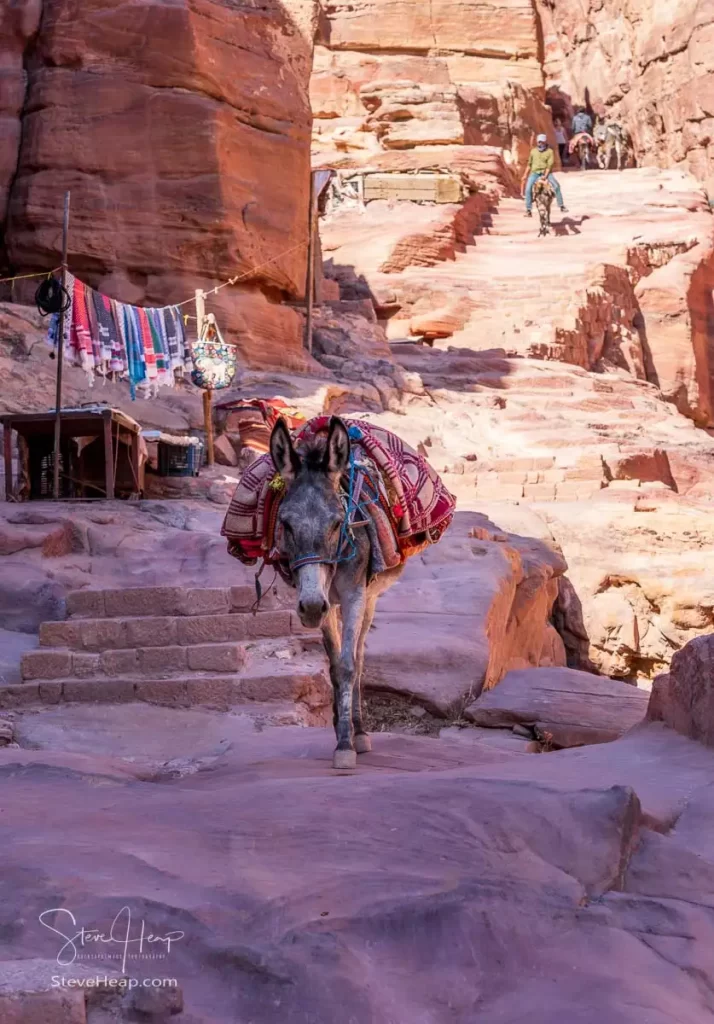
311;0;553;171
539;0;714;192
0;0;318;369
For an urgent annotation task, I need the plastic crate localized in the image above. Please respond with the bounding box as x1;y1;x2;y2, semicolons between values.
157;441;203;477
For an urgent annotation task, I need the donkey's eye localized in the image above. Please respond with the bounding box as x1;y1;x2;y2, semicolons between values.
329;520;342;536
282;521;293;537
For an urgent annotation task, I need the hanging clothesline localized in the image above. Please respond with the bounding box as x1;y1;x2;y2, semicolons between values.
0;266;62;284
45;237;310;400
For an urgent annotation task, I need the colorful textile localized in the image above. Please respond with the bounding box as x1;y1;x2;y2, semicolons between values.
123;304;146;399
568;131;594;154
44;273;192;400
214;397;307;454
93;292;124;373
221;417;456;579
62;271;75;356
71;276;94;373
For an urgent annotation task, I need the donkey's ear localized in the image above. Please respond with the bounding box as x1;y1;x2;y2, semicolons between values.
323;417;350;479
270;418;300;484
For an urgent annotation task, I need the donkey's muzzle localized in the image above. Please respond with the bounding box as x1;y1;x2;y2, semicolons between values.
298;598;329;629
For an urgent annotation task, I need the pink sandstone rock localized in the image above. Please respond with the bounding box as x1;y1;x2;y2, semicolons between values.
648;634;714;747
1;715;714;1021
467;665;648;746
311;0;552;168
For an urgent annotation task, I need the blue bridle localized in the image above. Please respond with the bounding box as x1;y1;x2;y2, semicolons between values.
287;424;379;576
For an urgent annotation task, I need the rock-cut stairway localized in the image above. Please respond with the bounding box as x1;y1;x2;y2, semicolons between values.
8;585;330;724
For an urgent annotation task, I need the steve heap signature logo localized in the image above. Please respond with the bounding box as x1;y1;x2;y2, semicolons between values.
39;907;185;974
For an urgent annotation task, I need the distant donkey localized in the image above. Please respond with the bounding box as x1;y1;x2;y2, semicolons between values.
533;177;555;237
594;120;629;170
270;417;404;770
570;132;596;170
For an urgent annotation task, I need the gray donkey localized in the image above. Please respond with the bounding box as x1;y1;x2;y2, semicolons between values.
594;120;629;170
270;416;404;770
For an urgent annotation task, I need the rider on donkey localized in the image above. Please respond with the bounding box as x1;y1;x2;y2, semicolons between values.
523;134;568;217
571;106;593;137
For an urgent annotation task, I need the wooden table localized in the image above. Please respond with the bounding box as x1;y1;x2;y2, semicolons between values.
1;408;142;501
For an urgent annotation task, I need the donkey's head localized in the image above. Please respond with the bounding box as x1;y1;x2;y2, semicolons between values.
270;416;350;628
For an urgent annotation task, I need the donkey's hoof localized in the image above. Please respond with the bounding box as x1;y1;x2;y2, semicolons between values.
354;733;372;754
332;748;357;770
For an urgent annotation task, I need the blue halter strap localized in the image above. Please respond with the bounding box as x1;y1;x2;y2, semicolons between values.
288;424;379;576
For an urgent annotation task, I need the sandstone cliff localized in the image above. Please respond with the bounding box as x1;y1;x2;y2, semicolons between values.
539;0;714;192
0;0;319;369
312;0;553;170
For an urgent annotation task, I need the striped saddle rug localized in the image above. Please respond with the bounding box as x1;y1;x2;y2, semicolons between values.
221;417;456;581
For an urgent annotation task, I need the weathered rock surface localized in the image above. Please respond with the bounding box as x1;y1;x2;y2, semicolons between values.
539;0;714;192
311;0;552;168
0;0;319;369
2;715;714;1021
467;665;648;746
648;634;714;747
363;512;566;713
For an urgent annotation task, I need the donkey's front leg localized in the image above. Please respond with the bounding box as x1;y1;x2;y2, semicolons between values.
321;606;341;735
332;589;366;770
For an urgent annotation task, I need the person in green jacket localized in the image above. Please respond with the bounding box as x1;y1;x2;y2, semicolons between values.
523;134;568;216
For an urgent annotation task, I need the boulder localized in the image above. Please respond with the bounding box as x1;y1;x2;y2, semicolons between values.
213;434;239;468
647;634;714;747
364;512;567;714
466;665;649;746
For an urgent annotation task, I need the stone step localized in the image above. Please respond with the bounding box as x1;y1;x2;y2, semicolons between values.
65;584;263;620
3;658;331;714
39;609;302;653
22;640;253;682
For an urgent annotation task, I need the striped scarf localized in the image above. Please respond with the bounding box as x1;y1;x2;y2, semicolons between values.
72;277;95;373
123;305;146;399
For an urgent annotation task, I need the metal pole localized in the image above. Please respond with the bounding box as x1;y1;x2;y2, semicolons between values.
52;190;71;500
304;171;315;355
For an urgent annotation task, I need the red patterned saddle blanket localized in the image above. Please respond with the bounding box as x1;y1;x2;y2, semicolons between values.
221;417;456;574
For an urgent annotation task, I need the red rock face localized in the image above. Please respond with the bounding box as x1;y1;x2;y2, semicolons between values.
0;0;42;227
1;0;317;369
538;0;714;191
311;0;553;170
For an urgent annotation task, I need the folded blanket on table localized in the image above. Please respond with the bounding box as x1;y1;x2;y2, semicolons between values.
221;417;456;583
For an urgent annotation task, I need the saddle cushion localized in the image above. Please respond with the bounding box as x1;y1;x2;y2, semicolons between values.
213;397;306;454
568;132;594;153
221;417;456;576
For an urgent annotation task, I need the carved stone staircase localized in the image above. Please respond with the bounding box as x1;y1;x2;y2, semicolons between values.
5;585;330;725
